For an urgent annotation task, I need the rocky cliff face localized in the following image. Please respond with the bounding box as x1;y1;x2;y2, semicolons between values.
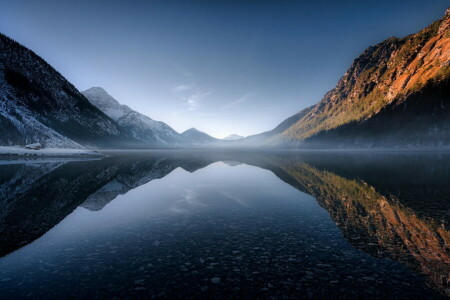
277;9;450;147
0;34;130;148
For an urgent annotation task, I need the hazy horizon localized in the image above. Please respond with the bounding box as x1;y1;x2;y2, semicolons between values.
0;0;448;138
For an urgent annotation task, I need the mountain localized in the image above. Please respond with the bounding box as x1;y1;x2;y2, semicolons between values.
269;8;450;148
82;87;181;146
0;33;130;148
223;134;244;140
181;128;220;145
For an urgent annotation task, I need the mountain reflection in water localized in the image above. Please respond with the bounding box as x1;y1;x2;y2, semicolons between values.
0;151;448;299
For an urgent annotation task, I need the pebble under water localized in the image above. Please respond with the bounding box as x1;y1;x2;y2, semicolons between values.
0;152;448;299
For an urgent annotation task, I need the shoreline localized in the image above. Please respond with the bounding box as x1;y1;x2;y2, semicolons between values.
0;147;104;158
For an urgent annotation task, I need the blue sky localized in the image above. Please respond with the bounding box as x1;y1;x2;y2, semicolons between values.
0;0;448;138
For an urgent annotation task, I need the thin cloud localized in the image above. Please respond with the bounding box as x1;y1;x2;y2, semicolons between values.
187;98;198;111
222;92;255;110
170;67;211;113
184;91;211;111
172;84;194;92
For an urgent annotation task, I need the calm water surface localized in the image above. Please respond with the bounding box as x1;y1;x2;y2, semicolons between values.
0;151;448;299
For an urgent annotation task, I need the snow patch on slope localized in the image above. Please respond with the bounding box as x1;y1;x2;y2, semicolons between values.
0;146;102;157
0;100;83;148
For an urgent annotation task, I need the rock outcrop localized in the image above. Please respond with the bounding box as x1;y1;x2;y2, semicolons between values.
274;9;450;147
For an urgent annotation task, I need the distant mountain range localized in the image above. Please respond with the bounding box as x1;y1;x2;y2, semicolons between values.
0;32;215;148
82;87;224;147
0;8;449;149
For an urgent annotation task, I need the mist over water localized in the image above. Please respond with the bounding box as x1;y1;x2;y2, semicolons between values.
0;151;448;299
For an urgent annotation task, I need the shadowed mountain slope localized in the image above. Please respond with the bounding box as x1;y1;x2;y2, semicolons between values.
0;34;132;148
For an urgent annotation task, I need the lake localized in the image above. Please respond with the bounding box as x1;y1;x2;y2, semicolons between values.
0;151;448;299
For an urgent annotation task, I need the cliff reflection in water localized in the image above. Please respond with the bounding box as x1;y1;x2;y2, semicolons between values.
0;151;448;296
258;153;450;295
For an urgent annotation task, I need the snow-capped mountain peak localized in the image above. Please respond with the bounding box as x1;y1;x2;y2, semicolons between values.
82;87;132;121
